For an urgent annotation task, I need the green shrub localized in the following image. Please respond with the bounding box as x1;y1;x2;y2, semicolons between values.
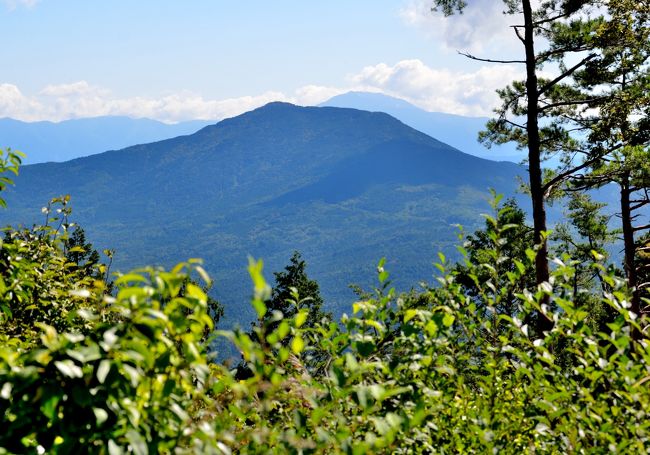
1;145;649;453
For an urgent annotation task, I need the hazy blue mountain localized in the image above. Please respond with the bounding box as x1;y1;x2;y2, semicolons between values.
0;116;212;164
320;92;630;225
0;103;526;327
321;92;522;163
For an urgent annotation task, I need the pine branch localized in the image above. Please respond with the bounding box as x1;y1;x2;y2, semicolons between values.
532;11;573;26
538;98;603;113
537;54;597;96
543;155;602;198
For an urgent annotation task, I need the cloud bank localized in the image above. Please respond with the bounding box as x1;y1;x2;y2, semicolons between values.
0;60;523;122
399;0;518;54
350;59;523;117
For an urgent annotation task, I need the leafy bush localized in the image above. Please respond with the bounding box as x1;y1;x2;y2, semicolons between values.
0;261;216;453
211;212;650;453
1;144;649;453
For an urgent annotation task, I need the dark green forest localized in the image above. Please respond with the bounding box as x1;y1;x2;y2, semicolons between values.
1;0;649;453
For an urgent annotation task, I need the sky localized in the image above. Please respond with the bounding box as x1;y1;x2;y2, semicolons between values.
1;0;526;123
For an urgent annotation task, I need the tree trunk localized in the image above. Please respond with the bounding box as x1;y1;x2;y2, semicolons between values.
522;0;553;335
620;172;641;319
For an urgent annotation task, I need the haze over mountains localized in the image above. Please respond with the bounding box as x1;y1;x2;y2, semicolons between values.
0;116;212;164
1;102;526;326
321;92;523;163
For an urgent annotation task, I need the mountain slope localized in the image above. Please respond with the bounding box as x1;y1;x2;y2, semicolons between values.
0;116;212;164
1;103;526;326
321;92;522;163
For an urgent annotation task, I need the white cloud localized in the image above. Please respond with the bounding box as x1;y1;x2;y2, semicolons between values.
399;0;518;54
294;85;347;106
3;0;39;11
349;59;523;116
0;82;344;123
40;81;106;97
0;58;524;122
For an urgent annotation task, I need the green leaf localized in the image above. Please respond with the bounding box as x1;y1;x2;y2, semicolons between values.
404;309;418;322
41;394;60;420
108;439;123;455
295;310;308;328
185;283;206;302
291;336;305;354
97;360;111;384
355;340;375;358
54;360;83;378
0;383;12;400
126;430;148;455
93;407;109;425
252;298;267;319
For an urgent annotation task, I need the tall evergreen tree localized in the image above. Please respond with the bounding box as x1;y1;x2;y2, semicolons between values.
238;252;331;377
431;0;649;333
63;225;102;280
266;251;329;332
557;1;650;317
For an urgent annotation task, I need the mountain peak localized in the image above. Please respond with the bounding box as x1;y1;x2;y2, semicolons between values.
258;101;297;109
321;91;418;112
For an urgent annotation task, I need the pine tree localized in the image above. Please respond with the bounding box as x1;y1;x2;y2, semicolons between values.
238;252;331;378
431;0;649;333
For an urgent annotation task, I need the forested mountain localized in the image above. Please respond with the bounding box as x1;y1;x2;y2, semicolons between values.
321;91;522;163
0;102;526;325
0;116;212;164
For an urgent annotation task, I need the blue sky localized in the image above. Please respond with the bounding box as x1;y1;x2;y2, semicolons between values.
1;0;523;122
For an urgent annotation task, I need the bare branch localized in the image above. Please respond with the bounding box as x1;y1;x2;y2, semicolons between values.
631;200;650;211
458;51;525;64
513;26;526;45
632;223;650;233
532;11;572;26
503;118;526;130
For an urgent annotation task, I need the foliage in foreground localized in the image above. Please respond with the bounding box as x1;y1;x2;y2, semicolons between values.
1;200;650;454
1;148;649;453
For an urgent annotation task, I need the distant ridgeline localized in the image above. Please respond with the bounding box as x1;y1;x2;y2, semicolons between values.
0;102;529;327
0;116;212;164
320;91;523;163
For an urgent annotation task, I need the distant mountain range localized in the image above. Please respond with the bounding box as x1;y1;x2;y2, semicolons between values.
0;116;212;164
321;92;522;163
1;91;525;166
0;103;526;327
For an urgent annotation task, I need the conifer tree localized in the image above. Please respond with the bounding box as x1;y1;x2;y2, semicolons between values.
431;0;649;333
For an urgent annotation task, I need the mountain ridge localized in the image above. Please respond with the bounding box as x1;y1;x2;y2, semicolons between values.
1;102;526;326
